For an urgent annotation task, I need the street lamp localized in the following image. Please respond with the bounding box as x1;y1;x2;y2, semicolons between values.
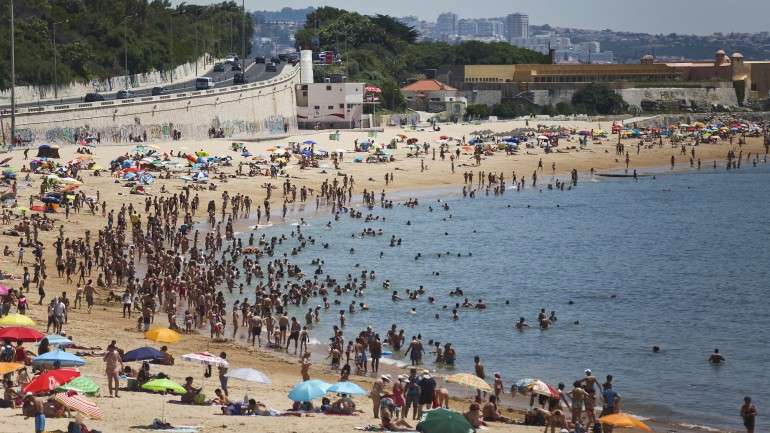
241;0;247;71
52;19;68;100
9;0;16;146
123;14;138;90
168;10;185;83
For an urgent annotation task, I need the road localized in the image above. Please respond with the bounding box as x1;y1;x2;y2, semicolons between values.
8;61;287;109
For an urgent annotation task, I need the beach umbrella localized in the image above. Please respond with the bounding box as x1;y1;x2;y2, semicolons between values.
416;408;474;433
55;376;100;396
122;346;165;362
288;379;331;401
327;381;367;396
32;350;86;368
0;284;12;295
53;391;103;420
181;351;229;367
303;140;317;145
23;369;80;394
0;326;44;342
0;313;35;326
225;368;270;384
444;373;492;392
43;334;73;347
528;379;558;397
600;413;653;432
144;327;181;343
0;362;24;375
141;378;186;394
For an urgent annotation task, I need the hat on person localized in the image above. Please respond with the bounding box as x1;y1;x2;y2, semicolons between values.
397;374;408;382
421;370;431;378
381;374;392;383
584;369;592;374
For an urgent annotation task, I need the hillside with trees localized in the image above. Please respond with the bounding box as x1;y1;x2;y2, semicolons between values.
294;7;549;109
0;0;252;89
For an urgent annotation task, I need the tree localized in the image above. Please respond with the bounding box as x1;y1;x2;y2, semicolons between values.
465;104;489;119
571;83;628;115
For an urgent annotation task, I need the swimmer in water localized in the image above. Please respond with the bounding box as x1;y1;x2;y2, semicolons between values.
708;348;725;364
515;317;529;330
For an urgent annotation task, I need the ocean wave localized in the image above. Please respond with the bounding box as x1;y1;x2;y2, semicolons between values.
677;423;721;432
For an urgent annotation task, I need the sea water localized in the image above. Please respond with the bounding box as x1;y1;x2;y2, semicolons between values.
236;164;770;431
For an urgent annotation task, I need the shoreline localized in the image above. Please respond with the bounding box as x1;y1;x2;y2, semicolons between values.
0;117;764;433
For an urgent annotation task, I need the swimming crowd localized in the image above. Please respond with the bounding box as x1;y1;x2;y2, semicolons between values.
0;120;766;433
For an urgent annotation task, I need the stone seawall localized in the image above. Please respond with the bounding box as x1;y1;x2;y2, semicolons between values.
1;67;300;146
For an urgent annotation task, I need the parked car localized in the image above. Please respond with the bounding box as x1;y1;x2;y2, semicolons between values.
254;56;266;64
84;92;104;102
213;62;225;72
195;77;215;90
265;62;277;72
116;89;134;99
233;72;247;85
151;86;166;96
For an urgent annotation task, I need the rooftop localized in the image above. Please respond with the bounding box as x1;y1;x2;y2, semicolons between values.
401;79;457;92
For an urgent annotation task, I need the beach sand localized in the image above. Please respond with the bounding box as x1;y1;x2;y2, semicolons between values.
1;117;764;433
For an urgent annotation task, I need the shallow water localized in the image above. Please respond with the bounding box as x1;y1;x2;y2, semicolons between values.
236;164;770;431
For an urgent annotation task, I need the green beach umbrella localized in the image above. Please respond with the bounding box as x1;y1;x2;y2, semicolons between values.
417;408;475;433
141;378;186;394
55;376;100;396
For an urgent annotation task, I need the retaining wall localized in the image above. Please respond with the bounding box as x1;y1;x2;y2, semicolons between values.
0;66;300;146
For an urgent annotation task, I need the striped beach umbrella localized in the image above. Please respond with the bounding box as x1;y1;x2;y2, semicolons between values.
444;373;492;392
181;351;229;367
54;391;104;420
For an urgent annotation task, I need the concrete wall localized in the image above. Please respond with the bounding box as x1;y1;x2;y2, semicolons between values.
0;56;213;106
1;66;300;146
528;85;738;109
617;86;738;109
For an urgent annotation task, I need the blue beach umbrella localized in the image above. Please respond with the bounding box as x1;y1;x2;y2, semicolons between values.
327;381;367;396
122;346;165;362
43;334;73;347
288;379;331;401
32;350;86;368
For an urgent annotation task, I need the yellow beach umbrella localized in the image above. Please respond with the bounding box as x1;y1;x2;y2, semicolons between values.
0;362;24;375
144;327;181;343
600;413;653;432
444;373;492;392
0;313;35;327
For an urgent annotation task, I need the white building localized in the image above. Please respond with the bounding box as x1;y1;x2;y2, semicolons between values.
506;13;529;41
436;12;458;37
296;83;364;129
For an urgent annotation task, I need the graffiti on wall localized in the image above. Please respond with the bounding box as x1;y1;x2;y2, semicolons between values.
265;115;287;135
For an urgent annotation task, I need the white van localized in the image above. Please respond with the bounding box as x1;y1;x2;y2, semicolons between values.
195;77;215;90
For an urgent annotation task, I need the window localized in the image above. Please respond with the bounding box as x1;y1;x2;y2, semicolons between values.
326;85;332;91
313;105;320;109
302;92;307;97
339;104;345;109
328;105;334;110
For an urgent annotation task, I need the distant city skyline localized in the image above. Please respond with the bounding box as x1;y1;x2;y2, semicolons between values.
174;0;770;36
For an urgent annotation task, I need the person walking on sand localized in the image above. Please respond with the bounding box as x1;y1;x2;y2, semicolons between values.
741;396;757;433
103;344;123;398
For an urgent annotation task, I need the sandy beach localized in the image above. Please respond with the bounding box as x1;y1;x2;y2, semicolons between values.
0;116;765;433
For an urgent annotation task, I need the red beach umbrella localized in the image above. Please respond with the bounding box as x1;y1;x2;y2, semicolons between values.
23;369;80;394
0;326;44;342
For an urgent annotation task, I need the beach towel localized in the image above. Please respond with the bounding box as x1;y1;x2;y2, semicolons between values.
137;429;199;433
354;426;418;433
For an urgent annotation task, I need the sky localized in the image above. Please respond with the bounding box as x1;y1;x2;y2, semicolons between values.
175;0;770;35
